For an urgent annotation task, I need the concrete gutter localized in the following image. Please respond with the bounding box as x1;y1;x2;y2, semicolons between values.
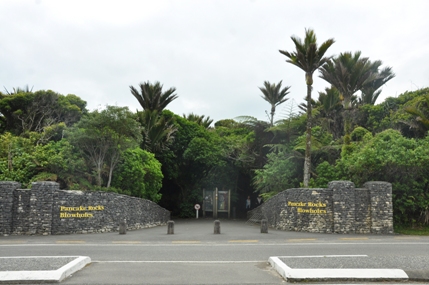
0;256;91;284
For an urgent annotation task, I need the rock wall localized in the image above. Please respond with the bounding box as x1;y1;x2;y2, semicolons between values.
0;181;170;236
0;182;20;235
12;189;31;234
249;181;393;234
52;189;170;234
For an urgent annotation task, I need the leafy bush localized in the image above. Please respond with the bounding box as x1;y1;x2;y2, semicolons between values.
112;148;163;202
340;130;429;225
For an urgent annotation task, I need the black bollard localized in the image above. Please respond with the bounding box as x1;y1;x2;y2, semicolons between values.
119;219;127;235
261;219;268;233
214;220;221;234
167;220;174;234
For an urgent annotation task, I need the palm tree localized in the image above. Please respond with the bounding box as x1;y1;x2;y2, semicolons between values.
3;85;33;95
137;110;177;153
130;81;178;153
316;86;344;140
183;113;213;129
359;67;395;105
279;28;335;187
130;81;178;112
319;51;393;145
404;94;429;135
258;80;291;126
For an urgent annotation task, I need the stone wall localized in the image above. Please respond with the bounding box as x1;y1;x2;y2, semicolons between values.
52;189;170;234
12;189;31;234
248;181;393;234
0;181;170;236
0;182;20;235
355;189;371;233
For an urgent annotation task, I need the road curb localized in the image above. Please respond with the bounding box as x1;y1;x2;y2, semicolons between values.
0;256;91;284
268;256;409;282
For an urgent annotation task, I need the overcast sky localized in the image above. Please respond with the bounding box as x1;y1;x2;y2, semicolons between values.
1;0;428;124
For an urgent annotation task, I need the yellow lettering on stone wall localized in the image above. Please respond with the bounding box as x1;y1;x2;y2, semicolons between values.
288;201;327;214
60;212;94;218
288;201;307;207
307;202;327;208
59;205;104;218
297;208;327;214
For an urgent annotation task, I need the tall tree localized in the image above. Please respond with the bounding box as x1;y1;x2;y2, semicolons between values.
258;80;291;126
279;28;335;187
359;67;395;105
68;106;142;187
0;90;86;135
3;85;33;95
129;81;178;112
319;51;393;145
183;113;213;129
137;110;177;153
404;93;429;134
130;81;178;154
316;86;344;140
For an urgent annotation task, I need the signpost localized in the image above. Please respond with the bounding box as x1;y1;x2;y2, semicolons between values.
194;204;200;219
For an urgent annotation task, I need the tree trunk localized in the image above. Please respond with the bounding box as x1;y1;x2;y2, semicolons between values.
96;164;102;186
106;167;113;188
270;105;275;126
343;109;352;145
303;80;312;187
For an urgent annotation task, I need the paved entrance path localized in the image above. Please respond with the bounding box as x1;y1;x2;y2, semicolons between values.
1;218;429;284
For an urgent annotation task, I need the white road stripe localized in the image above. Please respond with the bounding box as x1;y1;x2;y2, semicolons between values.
93;260;266;263
278;255;368;258
0;242;428;247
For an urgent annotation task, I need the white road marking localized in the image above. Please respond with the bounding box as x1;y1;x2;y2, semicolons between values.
278;255;368;258
93;260;266;263
1;242;429;247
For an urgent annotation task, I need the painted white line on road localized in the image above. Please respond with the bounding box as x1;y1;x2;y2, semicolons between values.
0;256;82;258
229;240;259;243
1;242;429;247
339;237;369;240
56;240;86;244
93;260;266;263
172;240;201;244
278;255;368;258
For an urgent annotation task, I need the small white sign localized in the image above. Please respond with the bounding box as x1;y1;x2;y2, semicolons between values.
194;204;201;210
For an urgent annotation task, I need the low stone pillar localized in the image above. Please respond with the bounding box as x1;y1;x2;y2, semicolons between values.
329;181;356;234
167;220;174;234
214;220;221;234
364;181;394;234
261;219;268;233
0;182;21;236
119;219;127;234
29;182;58;235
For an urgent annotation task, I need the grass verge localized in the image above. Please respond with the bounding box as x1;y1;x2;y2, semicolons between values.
394;225;429;235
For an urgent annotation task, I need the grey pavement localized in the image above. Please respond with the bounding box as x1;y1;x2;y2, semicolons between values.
1;218;429;284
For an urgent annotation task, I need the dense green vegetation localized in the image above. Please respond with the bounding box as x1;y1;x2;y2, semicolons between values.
1;29;429;227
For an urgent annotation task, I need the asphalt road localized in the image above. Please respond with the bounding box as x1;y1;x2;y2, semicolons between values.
1;219;429;284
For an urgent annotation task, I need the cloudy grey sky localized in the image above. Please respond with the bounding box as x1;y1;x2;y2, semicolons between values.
1;0;428;124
